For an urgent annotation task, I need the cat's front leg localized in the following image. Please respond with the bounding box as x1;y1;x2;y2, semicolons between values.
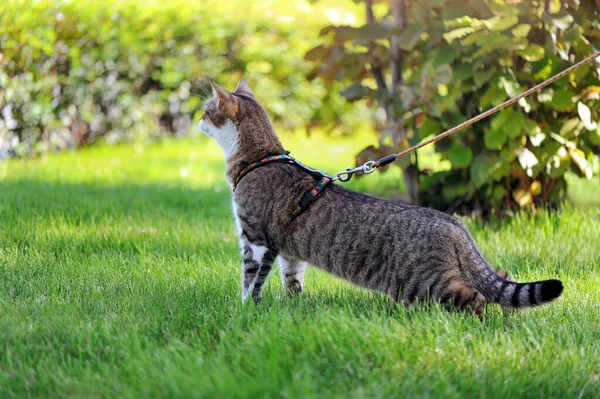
278;256;307;296
241;241;277;303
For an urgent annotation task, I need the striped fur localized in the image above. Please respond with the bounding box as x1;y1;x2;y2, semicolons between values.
200;79;564;314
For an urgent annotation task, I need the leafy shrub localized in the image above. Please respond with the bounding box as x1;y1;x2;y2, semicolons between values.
0;0;367;158
308;0;600;214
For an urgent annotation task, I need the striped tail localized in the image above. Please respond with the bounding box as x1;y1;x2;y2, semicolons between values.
494;278;563;307
475;269;563;308
452;233;564;308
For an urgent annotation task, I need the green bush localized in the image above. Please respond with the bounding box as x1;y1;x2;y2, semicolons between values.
308;0;600;214
0;0;367;158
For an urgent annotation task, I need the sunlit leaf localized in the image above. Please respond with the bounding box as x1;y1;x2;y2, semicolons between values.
579;86;600;101
546;155;571;178
530;132;546;147
564;25;581;44
511;24;531;38
517;44;545;62
485;16;519;32
517;148;539;177
538;88;554;103
523;118;541;135
530;180;542;196
558;119;582;139
542;12;574;30
443;27;475;44
512;189;533;208
577;101;598;131
568;148;593;179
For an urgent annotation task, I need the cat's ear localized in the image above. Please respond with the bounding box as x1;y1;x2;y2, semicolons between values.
210;79;238;115
234;78;254;96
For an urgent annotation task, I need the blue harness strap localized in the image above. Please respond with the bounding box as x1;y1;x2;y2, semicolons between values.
232;154;333;221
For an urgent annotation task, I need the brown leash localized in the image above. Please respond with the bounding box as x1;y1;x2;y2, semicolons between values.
335;50;600;182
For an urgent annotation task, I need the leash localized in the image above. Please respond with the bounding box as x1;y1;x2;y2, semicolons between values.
333;50;600;182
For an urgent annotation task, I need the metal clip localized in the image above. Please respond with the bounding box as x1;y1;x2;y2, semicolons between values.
336;161;377;182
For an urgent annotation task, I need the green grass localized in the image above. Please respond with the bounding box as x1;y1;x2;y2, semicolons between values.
1;133;599;398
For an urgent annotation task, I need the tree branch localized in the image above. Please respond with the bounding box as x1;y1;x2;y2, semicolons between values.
390;0;406;96
371;66;388;93
366;0;375;23
365;0;387;93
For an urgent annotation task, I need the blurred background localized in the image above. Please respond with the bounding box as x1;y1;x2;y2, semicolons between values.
1;0;599;215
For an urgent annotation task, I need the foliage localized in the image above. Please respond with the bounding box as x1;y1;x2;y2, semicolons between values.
307;0;600;214
0;0;367;158
1;136;600;397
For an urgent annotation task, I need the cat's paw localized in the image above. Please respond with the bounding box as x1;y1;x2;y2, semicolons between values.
241;287;251;303
251;292;263;304
285;280;303;297
470;292;486;316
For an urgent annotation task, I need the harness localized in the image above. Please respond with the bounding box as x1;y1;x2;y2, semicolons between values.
232;154;333;221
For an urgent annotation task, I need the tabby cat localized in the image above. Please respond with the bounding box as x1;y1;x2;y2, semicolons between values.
199;79;563;314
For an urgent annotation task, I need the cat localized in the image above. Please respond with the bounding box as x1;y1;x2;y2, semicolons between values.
199;79;563;314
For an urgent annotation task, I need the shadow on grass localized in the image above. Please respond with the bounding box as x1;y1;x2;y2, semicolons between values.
0;178;231;223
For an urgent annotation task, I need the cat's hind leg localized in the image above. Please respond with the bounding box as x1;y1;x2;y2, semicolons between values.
398;269;485;315
440;279;486;315
278;256;307;297
241;242;277;303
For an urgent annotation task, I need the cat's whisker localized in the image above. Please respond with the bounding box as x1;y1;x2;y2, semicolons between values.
199;85;211;98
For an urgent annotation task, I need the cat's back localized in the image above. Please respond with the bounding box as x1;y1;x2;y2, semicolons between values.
316;183;463;231
234;162;464;232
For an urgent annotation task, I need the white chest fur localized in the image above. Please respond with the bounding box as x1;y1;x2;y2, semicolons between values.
203;119;239;158
232;199;242;236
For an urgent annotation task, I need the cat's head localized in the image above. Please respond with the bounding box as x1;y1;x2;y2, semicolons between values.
200;79;281;160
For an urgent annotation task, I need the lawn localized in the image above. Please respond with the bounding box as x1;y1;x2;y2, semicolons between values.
1;133;599;398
